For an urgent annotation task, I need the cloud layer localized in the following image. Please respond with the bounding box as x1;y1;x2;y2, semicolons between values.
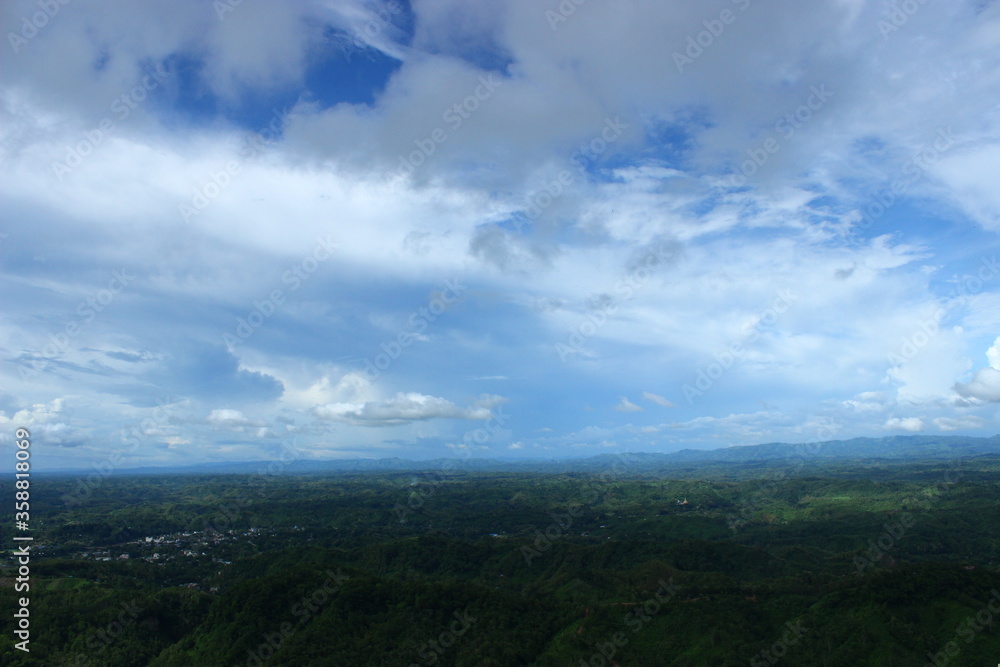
2;0;999;469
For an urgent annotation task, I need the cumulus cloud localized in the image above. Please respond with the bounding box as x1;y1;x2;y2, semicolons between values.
955;368;1000;403
5;397;64;425
884;417;925;432
206;409;264;431
0;398;82;446
312;392;499;426
954;336;1000;402
282;372;372;409
842;393;887;413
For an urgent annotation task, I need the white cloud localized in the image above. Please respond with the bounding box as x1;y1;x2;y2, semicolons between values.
955;367;1000;403
207;409;256;428
884;417;925;432
885;321;971;403
954;336;1000;403
987;337;1000;368
933;416;987;431
6;397;64;425
614;397;643;413
312;392;496;426
446;442;489;453
842;392;887;413
642;392;675;408
282;372;373;409
0;398;80;446
934;143;1000;232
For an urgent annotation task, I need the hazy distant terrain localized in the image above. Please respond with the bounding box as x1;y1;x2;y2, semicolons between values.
45;434;1000;476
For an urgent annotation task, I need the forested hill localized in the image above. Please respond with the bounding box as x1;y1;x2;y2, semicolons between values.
45;434;1000;476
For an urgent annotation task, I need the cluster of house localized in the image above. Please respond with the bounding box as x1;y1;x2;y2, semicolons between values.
73;527;270;564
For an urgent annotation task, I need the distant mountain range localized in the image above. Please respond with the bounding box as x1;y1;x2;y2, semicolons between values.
44;434;1000;476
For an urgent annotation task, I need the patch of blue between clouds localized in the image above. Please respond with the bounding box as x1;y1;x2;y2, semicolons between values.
305;30;403;109
151;23;408;134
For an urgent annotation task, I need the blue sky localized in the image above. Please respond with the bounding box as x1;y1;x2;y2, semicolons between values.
2;0;1000;470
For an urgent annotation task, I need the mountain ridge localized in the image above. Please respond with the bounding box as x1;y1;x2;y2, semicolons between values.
42;433;1000;475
